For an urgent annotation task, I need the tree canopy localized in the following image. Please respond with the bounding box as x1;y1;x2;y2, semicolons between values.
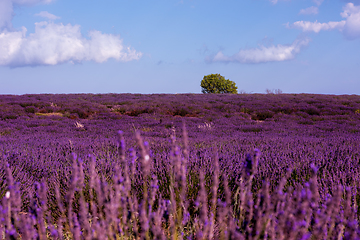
200;74;238;94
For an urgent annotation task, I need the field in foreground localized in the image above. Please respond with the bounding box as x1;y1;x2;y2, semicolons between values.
1;93;360;239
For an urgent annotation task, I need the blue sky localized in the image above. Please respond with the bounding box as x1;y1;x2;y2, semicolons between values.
0;0;359;94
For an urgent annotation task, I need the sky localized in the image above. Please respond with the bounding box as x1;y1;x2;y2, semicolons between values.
0;0;360;95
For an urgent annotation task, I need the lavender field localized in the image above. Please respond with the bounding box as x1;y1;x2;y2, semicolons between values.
1;93;360;239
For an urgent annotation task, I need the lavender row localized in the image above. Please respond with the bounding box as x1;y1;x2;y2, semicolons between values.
1;93;360;121
0;93;359;238
1;129;360;239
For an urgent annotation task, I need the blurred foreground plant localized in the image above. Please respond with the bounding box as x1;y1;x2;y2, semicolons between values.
0;127;360;239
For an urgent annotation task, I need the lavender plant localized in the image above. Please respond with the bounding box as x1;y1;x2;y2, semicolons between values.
0;128;359;239
0;93;360;239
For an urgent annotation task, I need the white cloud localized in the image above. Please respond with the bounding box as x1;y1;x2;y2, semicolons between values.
289;3;360;39
313;0;324;6
0;28;25;65
299;6;319;15
208;38;310;64
0;0;142;67
299;0;324;15
291;20;346;32
0;21;142;67
35;11;60;20
341;3;360;39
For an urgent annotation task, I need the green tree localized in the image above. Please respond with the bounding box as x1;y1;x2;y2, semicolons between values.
200;74;238;94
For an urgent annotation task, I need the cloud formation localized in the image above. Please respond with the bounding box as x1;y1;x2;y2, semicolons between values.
340;3;360;39
35;11;60;20
291;20;346;32
313;0;324;6
299;6;319;15
208;38;310;64
290;3;360;40
0;0;142;67
0;22;142;67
